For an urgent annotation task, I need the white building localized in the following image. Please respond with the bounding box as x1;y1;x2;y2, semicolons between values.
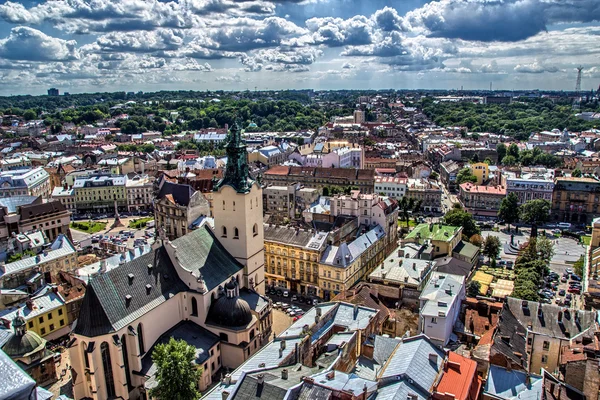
0;168;51;199
503;171;555;204
125;174;154;212
419;271;465;346
374;176;408;199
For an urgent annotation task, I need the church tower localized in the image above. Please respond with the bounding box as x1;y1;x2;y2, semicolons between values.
212;121;265;294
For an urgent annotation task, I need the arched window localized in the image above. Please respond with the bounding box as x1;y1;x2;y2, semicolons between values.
234;227;239;239
191;297;198;317
82;341;90;370
137;324;145;354
222;226;227;238
253;224;258;237
222;200;225;210
121;335;132;390
233;201;236;211
101;342;116;398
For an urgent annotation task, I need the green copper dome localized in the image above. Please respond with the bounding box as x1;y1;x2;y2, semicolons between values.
2;330;46;359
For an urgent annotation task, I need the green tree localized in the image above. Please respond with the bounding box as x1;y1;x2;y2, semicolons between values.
23;109;37;120
150;338;202;400
398;197;422;228
444;207;480;238
507;143;520;159
483;157;493;165
496;143;507;163
470;234;484;247
482;235;501;261
501;155;517;166
573;255;584;276
512;279;540;301
536;236;555;262
456;167;477;185
572;168;583;177
429;171;439;181
498;192;520;231
467;281;481;297
519;199;551;226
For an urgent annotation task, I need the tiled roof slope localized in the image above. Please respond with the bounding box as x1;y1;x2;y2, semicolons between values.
171;225;243;291
73;247;187;337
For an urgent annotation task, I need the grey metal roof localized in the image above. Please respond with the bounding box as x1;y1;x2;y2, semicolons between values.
372;335;401;367
484;365;543;400
321;225;385;267
263;225;328;250
373;380;428;400
379;334;445;395
73;246;187;337
230;337;302;381
0;348;37;400
141;321;219;387
0;234;76;278
171;225;243;292
419;272;465;318
0;196;37;213
369;256;435;288
309;370;377;397
505;297;597;340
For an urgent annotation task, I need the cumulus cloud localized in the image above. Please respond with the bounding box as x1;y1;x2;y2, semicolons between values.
93;29;185;53
305;15;373;46
405;0;600;42
240;47;322;71
372;7;408;32
0;26;79;61
514;60;560;73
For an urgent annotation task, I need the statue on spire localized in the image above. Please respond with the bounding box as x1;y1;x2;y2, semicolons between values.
215;118;254;193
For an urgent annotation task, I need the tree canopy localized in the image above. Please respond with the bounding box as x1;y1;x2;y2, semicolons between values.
498;192;520;226
150;338;202;400
456;167;478;185
482;235;501;260
444;207;480;238
519;199;551;225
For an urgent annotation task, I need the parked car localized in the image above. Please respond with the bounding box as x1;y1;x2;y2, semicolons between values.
566;268;574;274
568;287;581;294
283;291;289;297
566;293;573;300
560;277;568;283
291;295;297;302
559;289;566;296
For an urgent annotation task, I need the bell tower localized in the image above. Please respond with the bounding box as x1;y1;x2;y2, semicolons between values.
212;121;265;294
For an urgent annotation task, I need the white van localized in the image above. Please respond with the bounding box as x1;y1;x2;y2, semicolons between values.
557;222;572;229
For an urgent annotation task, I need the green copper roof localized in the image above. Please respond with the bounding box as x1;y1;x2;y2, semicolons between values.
215;120;254;193
405;223;460;242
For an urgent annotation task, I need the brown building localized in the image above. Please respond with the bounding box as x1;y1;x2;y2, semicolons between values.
263;166;375;194
0;196;71;242
459;183;506;218
552;177;600;224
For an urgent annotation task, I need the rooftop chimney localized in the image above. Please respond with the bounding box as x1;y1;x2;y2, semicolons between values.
281;369;288;380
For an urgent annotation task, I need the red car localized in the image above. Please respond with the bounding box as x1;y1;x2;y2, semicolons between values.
568;287;581;294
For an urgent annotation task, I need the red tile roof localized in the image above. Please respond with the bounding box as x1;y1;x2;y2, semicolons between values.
435;352;481;400
264;165;290;176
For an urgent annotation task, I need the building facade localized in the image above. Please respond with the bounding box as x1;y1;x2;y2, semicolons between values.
125;174;154;212
0;197;71;242
551;177;600;224
264;225;328;296
374;176;407;199
72;174;127;214
0;168;51;199
459;183;506;218
406;178;443;213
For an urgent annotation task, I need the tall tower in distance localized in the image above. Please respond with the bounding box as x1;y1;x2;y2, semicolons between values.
576;66;583;93
212;120;265;294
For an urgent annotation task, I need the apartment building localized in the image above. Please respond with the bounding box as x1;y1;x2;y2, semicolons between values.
319;225;386;300
72;174;127;214
329;190;399;253
263;225;329;296
263;166;375;194
468;162;489;185
0;197;71;241
374;176;407;199
0;168;51;199
0;233;77;289
459;183;506;217
406;178;443;213
503;171;554;204
154;181;210;240
125;174;153;212
551;177;600;224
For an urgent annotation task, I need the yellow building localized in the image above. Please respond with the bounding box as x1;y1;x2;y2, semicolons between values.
72;174;127;214
0;287;69;340
469;162;489;185
263;225;327;296
318;225;387;300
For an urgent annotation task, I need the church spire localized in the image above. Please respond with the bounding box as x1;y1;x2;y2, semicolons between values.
215;119;253;193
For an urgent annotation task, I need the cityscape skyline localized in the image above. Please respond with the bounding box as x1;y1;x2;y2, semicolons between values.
0;0;598;95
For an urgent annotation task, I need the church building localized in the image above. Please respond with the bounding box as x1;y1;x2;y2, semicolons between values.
68;121;271;400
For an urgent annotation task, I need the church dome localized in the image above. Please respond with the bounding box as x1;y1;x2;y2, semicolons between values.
2;330;46;358
207;295;253;328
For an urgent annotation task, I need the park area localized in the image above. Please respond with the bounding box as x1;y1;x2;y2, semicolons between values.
70;221;107;233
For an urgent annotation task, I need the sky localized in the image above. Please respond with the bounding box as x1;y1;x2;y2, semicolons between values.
0;0;598;95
